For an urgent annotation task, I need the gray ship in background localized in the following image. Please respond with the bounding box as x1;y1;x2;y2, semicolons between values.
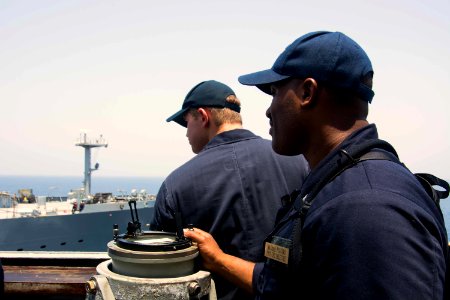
0;134;156;251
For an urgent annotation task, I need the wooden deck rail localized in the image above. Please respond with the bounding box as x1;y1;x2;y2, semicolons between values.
1;251;109;299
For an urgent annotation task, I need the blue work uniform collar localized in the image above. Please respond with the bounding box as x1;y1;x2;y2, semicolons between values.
298;124;379;202
203;129;260;151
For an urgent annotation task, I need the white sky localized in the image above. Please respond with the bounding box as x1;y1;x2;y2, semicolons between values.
0;0;449;180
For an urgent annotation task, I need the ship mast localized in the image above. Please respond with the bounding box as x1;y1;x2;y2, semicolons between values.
75;133;108;197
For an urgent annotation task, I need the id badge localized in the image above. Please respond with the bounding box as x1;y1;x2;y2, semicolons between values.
264;236;291;264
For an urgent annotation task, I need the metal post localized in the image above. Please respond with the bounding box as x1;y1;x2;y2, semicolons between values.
84;147;91;195
76;134;107;199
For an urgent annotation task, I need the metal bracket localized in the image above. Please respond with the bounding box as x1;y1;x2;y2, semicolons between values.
86;275;116;300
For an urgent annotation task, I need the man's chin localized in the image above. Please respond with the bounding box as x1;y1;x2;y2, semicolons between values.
271;142;286;155
272;141;300;156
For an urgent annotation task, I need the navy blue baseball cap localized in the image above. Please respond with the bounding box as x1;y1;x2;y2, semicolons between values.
238;31;374;102
167;80;240;127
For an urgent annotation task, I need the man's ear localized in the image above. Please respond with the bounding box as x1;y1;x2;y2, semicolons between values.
299;78;319;108
197;107;211;127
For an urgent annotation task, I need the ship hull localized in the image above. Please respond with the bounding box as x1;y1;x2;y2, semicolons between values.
0;204;155;251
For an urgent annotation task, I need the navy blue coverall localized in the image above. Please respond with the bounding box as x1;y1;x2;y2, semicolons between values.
253;124;448;299
150;129;309;299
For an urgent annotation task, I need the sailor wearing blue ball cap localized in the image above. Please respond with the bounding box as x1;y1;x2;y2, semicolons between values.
152;80;309;299
185;31;448;299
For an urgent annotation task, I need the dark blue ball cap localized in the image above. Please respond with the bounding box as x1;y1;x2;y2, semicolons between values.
238;31;375;102
167;80;240;127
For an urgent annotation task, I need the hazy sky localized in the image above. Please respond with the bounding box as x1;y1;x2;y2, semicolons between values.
1;0;449;181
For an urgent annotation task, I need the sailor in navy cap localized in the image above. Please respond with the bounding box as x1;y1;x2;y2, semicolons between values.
185;31;448;299
151;80;309;300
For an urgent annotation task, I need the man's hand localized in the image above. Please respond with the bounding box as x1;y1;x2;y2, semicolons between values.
183;227;224;272
184;227;255;295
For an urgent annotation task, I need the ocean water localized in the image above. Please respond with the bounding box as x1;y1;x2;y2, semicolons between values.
0;175;164;197
1;175;450;238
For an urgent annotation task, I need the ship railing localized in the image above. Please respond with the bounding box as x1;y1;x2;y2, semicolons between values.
1;250;109;299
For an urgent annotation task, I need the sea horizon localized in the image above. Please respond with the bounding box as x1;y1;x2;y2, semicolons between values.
0;175;165;197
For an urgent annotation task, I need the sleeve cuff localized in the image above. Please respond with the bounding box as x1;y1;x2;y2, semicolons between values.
252;262;265;294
